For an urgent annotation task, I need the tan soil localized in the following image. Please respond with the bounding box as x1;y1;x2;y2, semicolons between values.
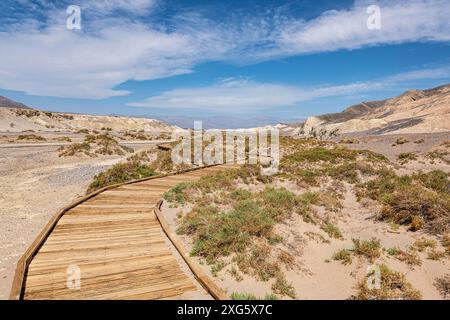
160;133;449;300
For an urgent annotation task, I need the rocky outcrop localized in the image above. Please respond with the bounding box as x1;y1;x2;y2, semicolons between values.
291;84;450;137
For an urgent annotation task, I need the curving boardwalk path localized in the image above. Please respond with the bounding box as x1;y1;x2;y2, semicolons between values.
11;164;238;300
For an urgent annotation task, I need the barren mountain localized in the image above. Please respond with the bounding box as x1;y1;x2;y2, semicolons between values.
0;98;179;133
0;96;31;110
297;84;450;137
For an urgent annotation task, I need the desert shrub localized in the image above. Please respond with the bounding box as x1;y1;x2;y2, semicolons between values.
324;161;360;183
228;267;243;282
321;222;343;239
281;146;357;166
17;134;46;141
351;264;422;300
271;273;296;299
412;237;436;252
14;109;40;117
397;152;417;164
434;275;450;299
163;183;190;205
176;186;316;269
234;244;280;281
427;249;446;260
426;150;450;164
278;250;296;269
356;170;412;201
59;134;133;157
87;160;157;193
386;247;421;266
352;238;381;261
230;292;279;300
442;234;450;255
413;170;449;193
357;171;450;234
378;185;449;233
397;250;421;266
150;149;192;173
392;137;409;146
53;136;72;142
294;169;320;186
333;249;352;265
58;142;91;157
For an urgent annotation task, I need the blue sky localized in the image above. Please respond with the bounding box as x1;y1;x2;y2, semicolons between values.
0;0;449;127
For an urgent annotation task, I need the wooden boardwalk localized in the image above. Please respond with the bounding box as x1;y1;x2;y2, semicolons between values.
11;164;238;300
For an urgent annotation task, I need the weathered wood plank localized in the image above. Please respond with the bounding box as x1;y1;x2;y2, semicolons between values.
14;162;237;300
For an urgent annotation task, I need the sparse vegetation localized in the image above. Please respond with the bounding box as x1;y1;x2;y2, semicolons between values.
352;238;381;261
392;137;409;146
156;136;448;299
386;247;421;266
321;222;343;239
52;136;72;142
59;134;134;157
333;249;352;265
426;150;450;164
412;237;436;252
271;273;296;299
230;292;279;300
397;152;417;164
356;170;449;234
87;159;157;193
17;134;46;141
351;264;422;300
177;186;315;264
434;275;450;299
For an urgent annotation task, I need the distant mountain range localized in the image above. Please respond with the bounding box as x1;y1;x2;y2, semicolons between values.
0;97;179;133
296;83;450;137
0;96;30;110
1;83;449;134
146;115;306;129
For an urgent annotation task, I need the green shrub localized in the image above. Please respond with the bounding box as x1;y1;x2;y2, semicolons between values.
352;238;381;261
321;222;343;239
333;249;352;265
87;160;157;193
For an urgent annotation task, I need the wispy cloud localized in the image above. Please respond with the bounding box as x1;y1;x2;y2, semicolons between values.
0;0;448;99
128;66;450;112
270;0;450;58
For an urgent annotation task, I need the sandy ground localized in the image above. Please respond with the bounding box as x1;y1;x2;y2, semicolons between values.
160;132;450;300
340;132;449;162
0;140;161;299
1;131;448;300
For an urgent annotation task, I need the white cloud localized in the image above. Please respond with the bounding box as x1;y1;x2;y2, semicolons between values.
272;0;450;57
83;0;156;13
128;78;373;111
0;16;228;99
0;0;448;99
128;66;450;111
